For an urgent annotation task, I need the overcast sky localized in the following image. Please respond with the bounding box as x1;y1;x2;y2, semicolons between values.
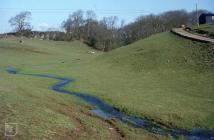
0;0;213;33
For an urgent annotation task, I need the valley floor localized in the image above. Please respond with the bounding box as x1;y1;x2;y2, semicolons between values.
0;32;213;139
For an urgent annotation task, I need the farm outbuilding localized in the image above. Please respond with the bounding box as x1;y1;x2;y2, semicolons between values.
199;13;214;24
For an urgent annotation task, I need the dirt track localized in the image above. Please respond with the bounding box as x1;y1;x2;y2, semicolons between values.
171;28;214;44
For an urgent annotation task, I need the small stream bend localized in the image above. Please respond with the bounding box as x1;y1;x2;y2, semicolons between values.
6;67;214;140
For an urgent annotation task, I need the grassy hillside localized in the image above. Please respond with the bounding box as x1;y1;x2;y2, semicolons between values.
0;32;213;139
65;32;214;130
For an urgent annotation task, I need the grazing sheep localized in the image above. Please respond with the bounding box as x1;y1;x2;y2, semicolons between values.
88;51;95;54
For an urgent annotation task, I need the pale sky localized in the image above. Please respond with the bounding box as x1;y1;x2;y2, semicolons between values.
0;0;213;33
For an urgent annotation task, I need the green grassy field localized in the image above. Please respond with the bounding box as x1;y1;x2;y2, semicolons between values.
0;32;213;139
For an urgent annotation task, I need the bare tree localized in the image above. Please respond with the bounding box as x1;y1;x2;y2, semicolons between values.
101;16;118;30
188;9;209;26
119;10;193;45
62;9;212;51
9;11;32;34
85;10;97;37
63;10;84;39
86;10;96;21
120;19;125;28
99;16;119;51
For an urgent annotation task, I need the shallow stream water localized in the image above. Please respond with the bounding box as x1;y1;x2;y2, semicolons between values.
6;67;214;140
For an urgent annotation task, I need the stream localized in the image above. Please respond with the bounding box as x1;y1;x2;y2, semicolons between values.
6;67;214;140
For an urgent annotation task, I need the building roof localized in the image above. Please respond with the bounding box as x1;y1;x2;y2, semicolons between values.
200;13;214;17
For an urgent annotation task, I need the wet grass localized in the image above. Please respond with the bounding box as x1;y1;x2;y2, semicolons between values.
0;32;213;139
